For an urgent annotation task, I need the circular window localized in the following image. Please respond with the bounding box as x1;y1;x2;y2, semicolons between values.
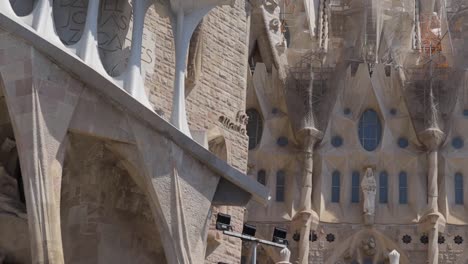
390;108;397;116
246;109;263;150
331;136;343;147
464;109;468;117
344;108;351;115
277;136;289;147
358;109;382;151
452;137;464;149
398;137;409;148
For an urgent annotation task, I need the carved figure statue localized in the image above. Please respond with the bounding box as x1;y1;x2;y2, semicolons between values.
276;247;291;264
361;236;377;256
388;250;400;264
361;168;376;225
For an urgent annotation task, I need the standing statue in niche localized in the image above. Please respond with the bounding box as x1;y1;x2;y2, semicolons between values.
361;168;376;225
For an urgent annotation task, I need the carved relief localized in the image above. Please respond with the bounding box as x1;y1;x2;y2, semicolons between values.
218;111;248;134
186;21;204;95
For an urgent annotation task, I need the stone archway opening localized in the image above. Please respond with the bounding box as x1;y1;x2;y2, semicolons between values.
61;133;167;264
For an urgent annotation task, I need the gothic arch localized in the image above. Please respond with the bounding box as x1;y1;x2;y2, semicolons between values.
325;228;409;264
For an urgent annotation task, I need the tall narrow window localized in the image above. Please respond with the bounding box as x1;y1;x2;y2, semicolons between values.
358;109;382;151
379;171;388;203
331;170;341;203
351;171;360;203
257;170;266;185
246;109;263;150
276;170;286;202
455;172;464;205
399;171;408;204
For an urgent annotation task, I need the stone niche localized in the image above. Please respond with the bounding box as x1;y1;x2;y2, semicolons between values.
0;96;30;263
61;134;166;264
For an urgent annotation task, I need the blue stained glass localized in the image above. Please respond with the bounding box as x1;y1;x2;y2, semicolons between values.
351;171;360;203
398;137;409;148
277;136;289;147
257;170;266;185
276;170;286;202
399;171;408;204
379;171;388;203
331;170;340;203
246;109;263;150
331;136;343;147
358;109;382;151
455;172;464;205
452;137;464;149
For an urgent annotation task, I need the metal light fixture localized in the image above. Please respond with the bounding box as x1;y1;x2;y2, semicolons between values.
216;213;232;231
242;223;256;237
272;227;288;245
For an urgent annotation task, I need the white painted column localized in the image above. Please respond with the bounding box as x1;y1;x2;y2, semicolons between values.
428;224;439;264
124;0;152;108
32;0;60;43
76;0;107;75
170;7;212;137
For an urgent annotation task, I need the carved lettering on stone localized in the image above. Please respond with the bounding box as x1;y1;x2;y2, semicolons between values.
218;111;247;134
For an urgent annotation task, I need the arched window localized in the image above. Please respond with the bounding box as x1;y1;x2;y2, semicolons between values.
331;170;341;203
276;170;286;202
379;171;388;203
351;171;360;203
399;171;408;204
358;109;382;151
246;109;263;150
455;173;464;205
257;170;266;185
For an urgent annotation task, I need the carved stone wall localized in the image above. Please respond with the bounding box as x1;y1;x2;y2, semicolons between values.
141;1;251;263
61;134;166;264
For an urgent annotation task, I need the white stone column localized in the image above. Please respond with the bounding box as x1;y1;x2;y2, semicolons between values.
76;0;107;75
124;0;152;108
170;6;214;137
31;0;61;44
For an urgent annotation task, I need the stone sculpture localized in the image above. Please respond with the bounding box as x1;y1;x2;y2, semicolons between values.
276;247;291;264
361;168;376;225
388;250;400;264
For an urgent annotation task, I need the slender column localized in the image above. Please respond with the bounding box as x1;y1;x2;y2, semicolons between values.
428;150;438;210
170;7;212;137
418;128;445;264
171;10;192;136
428;224;439;264
32;0;60;43
124;0;152;108
76;0;107;75
296;129;319;264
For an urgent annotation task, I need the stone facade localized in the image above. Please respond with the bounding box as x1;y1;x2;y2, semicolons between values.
243;0;468;264
0;0;267;263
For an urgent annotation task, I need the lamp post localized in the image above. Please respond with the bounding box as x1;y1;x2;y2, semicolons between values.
216;214;288;263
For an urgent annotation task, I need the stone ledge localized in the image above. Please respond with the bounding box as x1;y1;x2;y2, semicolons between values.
0;12;269;206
